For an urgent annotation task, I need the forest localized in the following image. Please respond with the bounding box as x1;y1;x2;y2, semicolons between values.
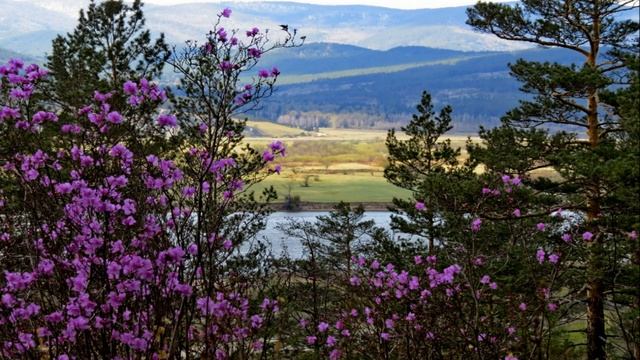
0;0;638;359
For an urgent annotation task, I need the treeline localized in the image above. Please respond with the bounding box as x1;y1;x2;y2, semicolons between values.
250;48;582;131
275;110;499;131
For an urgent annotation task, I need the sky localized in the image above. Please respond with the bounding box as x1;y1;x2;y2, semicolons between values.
143;0;511;10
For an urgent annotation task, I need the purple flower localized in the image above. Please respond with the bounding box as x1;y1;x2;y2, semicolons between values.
220;7;232;17
258;69;270;78
217;28;228;42
269;140;286;154
106;111;123;124
582;231;594;241
318;322;329;332
262;150;275;162
219;61;233;72
248;48;262;58
246;27;260;37
306;335;317;345
37;259;54;276
251;314;263;328
536;248;546;264
271;67;281;77
562;233;572;243
518;303;527;311
187;243;198;255
548;253;560;264
512;208;521;217
471;218;482;232
415;201;426;211
123;80;138;95
326;335;336;347
32;111;58;124
536;223;546;232
384;318;395;329
156;114;177;127
329;349;342;360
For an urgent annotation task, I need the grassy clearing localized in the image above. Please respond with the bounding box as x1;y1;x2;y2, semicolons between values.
242;126;479;203
245;120;309;138
241;124;564;203
252;171;411;203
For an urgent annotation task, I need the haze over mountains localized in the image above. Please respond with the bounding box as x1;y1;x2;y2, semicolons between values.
1;0;631;131
0;0;529;55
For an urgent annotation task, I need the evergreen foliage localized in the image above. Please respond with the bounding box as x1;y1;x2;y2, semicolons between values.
466;1;639;358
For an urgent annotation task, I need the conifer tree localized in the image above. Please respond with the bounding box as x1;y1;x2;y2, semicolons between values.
46;0;169;129
466;1;639;358
385;91;473;252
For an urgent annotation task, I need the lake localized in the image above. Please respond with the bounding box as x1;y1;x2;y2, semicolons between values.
255;211;405;258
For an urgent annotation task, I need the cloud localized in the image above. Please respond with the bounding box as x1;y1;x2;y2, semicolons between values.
144;0;512;10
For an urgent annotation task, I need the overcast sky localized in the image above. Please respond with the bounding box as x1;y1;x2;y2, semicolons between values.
144;0;511;10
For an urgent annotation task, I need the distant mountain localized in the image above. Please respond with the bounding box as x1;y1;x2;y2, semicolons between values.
0;47;34;63
0;0;77;55
0;0;530;56
0;1;633;131
249;46;583;132
143;1;530;52
258;43;492;75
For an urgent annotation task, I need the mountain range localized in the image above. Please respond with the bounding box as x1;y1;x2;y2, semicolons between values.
0;1;633;131
0;0;531;56
251;44;580;131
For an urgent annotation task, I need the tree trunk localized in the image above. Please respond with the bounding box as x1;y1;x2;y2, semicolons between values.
586;240;606;360
585;38;606;358
585;104;606;359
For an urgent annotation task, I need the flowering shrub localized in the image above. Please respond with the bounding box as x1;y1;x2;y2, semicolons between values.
0;9;301;358
1;5;638;360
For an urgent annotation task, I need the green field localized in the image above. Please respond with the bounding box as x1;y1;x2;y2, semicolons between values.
253;171;411;203
245;120;310;137
242;121;476;203
272;56;486;85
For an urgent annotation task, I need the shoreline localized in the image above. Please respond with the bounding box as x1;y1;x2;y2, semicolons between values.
266;202;394;212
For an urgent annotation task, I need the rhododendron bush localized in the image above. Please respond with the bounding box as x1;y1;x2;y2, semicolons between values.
1;4;638;360
0;9;299;358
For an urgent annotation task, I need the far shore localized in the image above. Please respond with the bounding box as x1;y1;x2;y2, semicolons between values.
266;202;394;212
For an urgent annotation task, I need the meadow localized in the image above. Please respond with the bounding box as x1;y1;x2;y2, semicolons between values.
245;121;474;204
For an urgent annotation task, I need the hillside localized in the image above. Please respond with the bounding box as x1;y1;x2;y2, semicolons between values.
250;47;582;132
0;47;37;63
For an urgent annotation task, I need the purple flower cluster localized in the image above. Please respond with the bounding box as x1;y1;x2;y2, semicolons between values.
0;54;287;357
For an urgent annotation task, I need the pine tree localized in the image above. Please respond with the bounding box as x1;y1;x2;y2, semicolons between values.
466;1;639;358
46;0;169;120
385;91;473;253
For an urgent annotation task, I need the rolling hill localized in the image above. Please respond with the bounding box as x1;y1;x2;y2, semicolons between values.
249;46;582;132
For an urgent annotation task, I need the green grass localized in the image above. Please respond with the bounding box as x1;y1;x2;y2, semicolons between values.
245;120;308;137
273;56;486;85
243;127;478;203
253;172;411;203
